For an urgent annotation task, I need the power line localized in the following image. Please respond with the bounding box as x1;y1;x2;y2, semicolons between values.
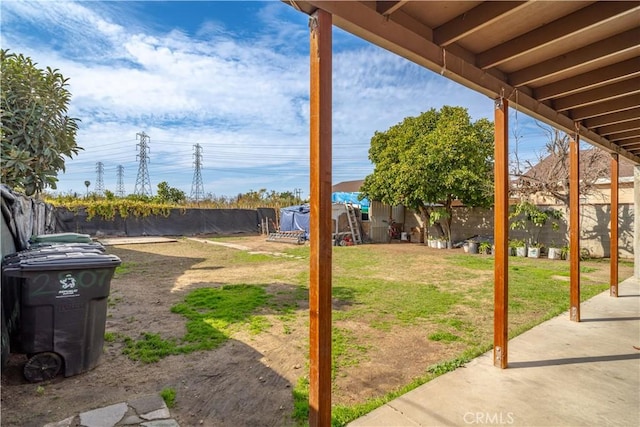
116;165;126;197
190;143;205;201
134;131;153;196
95;162;105;196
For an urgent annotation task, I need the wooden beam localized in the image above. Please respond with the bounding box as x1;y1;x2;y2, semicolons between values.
570;134;581;322
509;29;640;87
308;9;332;427
610;130;640;142
610;153;619;297
620;138;640;150
494;97;509;369
554;77;640;112
478;2;639;70
598;119;640;136
535;58;640;101
584;108;640;129
571;94;640;121
376;1;407;16
434;1;526;47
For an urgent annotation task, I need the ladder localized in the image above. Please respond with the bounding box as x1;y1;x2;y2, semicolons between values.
266;230;306;245
345;203;362;245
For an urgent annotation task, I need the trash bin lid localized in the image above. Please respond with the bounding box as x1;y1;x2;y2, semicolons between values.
2;252;121;274
30;233;93;244
26;242;105;252
2;245;105;264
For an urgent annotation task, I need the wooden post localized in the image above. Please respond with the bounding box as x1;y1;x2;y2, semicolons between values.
610;153;619;296
493;97;509;368
309;9;332;427
569;134;580;322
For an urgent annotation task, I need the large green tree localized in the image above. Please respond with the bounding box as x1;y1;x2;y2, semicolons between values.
1;50;80;196
360;106;494;243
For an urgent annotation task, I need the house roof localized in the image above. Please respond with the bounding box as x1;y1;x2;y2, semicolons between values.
284;1;640;165
332;179;364;193
524;149;635;182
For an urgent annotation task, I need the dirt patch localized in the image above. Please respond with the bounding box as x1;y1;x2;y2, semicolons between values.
1;237;309;427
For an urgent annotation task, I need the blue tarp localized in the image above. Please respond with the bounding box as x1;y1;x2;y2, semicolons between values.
280;194;369;240
279;204;310;239
331;192;369;212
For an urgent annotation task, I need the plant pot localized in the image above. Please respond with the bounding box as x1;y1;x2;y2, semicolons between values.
437;240;446;249
468;242;478;254
515;246;527;257
463;243;469;253
548;247;561;260
527;247;540;258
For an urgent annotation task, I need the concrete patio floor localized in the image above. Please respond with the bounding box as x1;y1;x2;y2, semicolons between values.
349;276;640;427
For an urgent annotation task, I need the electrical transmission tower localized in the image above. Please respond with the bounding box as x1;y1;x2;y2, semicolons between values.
116;165;126;197
134;131;152;196
95;162;105;196
190;143;205;201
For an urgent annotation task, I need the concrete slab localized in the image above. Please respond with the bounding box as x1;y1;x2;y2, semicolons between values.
43;416;76;427
98;237;178;246
350;276;640;427
140;407;172;421
79;402;128;427
128;394;167;415
187;237;250;250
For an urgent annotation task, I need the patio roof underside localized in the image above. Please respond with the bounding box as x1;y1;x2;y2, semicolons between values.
286;0;640;165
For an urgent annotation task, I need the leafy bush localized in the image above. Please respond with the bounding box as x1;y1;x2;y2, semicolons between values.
1;50;81;195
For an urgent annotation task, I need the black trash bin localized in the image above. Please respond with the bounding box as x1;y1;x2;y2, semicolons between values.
2;251;120;382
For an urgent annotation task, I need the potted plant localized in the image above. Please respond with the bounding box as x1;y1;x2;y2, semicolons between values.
429;208;452;250
560;245;570;260
509;239;526;257
509;202;563;257
478;241;492;255
527;242;542;258
547;241;562;260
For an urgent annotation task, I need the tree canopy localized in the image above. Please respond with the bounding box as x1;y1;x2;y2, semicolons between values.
156;181;187;204
360;106;494;241
1;50;80;196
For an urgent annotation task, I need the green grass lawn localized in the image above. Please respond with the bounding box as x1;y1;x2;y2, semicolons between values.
112;238;631;426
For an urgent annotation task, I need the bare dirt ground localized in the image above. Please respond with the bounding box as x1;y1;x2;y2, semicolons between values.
1;236;458;427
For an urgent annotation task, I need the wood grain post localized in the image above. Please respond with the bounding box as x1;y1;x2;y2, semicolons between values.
309;9;332;427
569;135;581;322
493;97;509;369
610;153;619;297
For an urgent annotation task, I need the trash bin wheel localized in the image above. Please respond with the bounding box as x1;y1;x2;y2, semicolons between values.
23;352;62;383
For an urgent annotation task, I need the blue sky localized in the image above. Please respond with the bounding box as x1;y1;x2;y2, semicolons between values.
2;0;551;199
